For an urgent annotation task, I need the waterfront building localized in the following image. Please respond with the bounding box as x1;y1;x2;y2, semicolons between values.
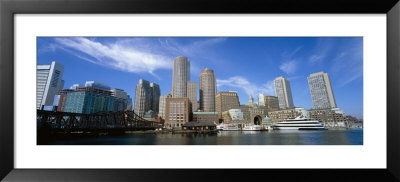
258;94;280;111
222;109;245;124
37;61;65;109
224;105;269;126
158;94;172;119
192;112;219;124
215;91;240;121
249;106;269;125
268;107;309;123
238;105;251;123
308;108;348;128
182;121;216;131
274;76;294;109
172;56;190;98
165;98;191;128
57;86;126;114
150;83;161;113
199;68;216;112
187;81;198;112
134;79;151;117
307;72;337;109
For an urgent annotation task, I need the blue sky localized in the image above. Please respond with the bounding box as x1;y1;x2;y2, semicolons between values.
37;37;363;118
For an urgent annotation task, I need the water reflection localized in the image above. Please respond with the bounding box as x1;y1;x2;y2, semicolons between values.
49;129;363;145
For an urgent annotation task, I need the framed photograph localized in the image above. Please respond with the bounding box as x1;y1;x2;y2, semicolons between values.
1;0;399;181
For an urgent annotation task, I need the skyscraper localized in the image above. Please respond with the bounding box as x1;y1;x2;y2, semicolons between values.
37;61;64;109
134;79;151;117
134;79;160;117
199;68;216;112
187;81;198;112
150;83;161;113
274;76;294;109
307;72;337;109
216;91;240;120
172;56;190;98
158;94;172;119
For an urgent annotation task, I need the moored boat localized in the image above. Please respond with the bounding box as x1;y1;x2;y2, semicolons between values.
222;124;240;131
273;116;326;130
242;125;262;131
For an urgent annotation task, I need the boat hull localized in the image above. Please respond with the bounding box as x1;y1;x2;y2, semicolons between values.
273;127;326;130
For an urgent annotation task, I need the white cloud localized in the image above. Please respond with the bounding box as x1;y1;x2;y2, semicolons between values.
331;40;363;87
54;37;171;76
158;38;227;59
52;37;227;79
309;55;323;63
308;38;336;64
279;60;297;75
284;46;303;58
217;76;275;97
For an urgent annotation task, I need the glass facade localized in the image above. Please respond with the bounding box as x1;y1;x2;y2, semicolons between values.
60;91;125;114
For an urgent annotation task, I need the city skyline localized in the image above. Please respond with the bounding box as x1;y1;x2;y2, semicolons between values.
37;37;363;118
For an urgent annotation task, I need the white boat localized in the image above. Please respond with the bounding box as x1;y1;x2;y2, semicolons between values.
242;125;262;131
273;116;326;130
221;124;240;131
216;124;224;131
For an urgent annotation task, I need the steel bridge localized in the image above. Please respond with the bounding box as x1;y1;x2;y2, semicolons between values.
37;110;161;133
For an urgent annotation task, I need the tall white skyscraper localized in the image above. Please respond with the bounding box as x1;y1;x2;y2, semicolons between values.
307;72;337;109
172;56;190;98
274;76;294;109
36;61;64;109
199;68;216;112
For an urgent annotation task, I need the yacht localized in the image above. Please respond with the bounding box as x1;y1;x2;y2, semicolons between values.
273;116;326;130
221;124;240;131
242;125;262;131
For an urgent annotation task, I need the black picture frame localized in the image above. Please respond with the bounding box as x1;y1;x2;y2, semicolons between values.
1;0;399;181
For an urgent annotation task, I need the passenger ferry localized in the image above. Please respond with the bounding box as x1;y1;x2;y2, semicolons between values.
273;117;326;130
242;125;262;131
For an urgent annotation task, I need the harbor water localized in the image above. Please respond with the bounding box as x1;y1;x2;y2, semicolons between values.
47;128;363;145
